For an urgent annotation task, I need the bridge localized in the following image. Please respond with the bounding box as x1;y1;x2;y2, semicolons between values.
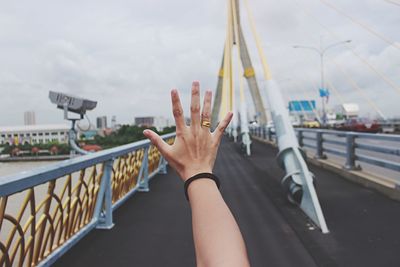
1;0;400;266
1;130;400;267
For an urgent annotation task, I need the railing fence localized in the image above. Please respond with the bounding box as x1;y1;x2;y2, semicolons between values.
250;127;400;177
0;133;175;267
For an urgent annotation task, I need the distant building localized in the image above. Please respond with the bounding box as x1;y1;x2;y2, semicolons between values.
135;117;154;127
135;116;172;131
154;117;172;131
335;103;359;119
96;116;107;129
111;115;116;130
24;111;36;125
80;130;98;140
0;124;69;145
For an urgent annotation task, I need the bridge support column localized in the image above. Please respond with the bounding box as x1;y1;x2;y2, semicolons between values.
96;159;115;229
344;133;361;170
264;80;329;233
297;130;304;147
138;148;150;192
158;156;168;174
262;126;266;140
315;131;327;159
268;127;273;142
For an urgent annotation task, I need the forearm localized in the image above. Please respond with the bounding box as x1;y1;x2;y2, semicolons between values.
188;179;250;267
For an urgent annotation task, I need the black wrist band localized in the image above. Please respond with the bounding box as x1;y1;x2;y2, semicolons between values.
184;172;221;201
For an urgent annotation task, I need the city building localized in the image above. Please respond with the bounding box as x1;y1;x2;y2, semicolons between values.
135;117;154;127
80;130;98;140
154;116;172;131
335;103;359;119
96;116;107;129
0;124;70;145
24;111;36;125
134;116;173;131
111;115;117;130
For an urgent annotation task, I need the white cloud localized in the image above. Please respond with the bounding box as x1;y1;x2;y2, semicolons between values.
0;0;398;126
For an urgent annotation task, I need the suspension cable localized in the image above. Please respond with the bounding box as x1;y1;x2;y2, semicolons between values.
320;0;400;50
325;78;346;105
326;56;387;119
291;0;400;96
292;41;383;119
384;0;400;7
243;0;272;80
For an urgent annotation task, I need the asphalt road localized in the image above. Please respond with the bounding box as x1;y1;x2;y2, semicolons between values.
54;138;400;267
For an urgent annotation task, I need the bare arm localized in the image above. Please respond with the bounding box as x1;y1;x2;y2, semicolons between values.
143;81;250;267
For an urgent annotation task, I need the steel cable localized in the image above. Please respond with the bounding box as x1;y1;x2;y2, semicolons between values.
326;55;387;119
320;0;400;50
291;0;400;96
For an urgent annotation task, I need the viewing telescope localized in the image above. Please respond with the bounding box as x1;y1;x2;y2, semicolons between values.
49;91;97;117
49;91;97;156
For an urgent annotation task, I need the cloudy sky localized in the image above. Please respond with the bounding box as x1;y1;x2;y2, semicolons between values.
0;0;399;126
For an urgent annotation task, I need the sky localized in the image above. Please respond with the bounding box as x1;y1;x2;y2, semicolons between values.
0;0;399;126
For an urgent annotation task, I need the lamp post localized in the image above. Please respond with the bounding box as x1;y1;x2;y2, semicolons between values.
293;39;351;126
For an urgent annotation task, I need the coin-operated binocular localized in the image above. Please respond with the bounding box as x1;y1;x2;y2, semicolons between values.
49;91;97;156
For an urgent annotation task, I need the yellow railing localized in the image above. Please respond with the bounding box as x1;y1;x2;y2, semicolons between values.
0;133;175;266
0;164;103;266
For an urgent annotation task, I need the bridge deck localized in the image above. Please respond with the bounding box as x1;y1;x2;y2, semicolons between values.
55;139;400;267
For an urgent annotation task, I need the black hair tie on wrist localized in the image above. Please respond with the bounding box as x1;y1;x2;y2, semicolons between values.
184;173;220;201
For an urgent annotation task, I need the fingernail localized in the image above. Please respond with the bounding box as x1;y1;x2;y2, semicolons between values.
143;129;149;135
171;89;177;95
192;80;199;86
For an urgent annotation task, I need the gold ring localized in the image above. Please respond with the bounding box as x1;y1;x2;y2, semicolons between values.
201;120;211;128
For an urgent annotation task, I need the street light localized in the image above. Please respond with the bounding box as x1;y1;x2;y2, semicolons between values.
293;39;351;126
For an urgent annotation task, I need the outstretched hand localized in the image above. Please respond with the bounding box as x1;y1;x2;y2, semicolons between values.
143;81;233;181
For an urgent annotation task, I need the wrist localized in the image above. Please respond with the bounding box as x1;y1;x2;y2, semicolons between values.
181;168;213;181
185;173;221;201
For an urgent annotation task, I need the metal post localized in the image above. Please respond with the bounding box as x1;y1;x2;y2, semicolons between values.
262;126;266;139
268;127;272;142
240;100;252;156
158;156;167;175
320;44;327;127
96;159;114;229
297;130;304;147
293;40;351;127
344;133;361;170
138;148;150;192
315;131;327;159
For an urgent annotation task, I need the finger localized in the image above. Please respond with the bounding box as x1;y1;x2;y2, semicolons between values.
143;129;170;156
190;81;201;129
213;112;233;141
171;89;186;131
201;90;212;130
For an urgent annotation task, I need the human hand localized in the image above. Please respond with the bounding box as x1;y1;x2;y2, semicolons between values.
143;81;233;181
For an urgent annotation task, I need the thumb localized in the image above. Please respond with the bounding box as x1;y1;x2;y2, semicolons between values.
143;129;170;156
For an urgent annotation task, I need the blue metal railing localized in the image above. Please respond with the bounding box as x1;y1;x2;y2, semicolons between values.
250;127;400;176
0;133;175;267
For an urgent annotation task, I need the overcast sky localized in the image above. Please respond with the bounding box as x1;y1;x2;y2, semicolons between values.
0;0;399;126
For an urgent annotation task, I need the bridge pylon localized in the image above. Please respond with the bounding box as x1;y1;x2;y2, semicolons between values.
213;0;329;233
211;0;268;129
